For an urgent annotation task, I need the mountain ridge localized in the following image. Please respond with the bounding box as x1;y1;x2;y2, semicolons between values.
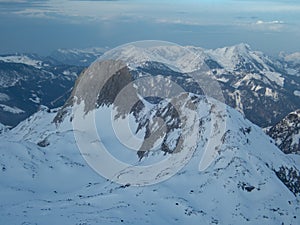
0;59;299;223
1;43;300;127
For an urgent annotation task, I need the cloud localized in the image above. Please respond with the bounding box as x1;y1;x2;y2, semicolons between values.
253;20;285;31
155;18;203;26
0;0;48;13
230;0;300;12
2;0;300;33
13;8;58;19
255;20;284;25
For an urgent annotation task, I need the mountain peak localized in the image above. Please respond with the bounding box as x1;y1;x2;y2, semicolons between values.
282;52;300;65
1;45;300;224
212;43;251;56
234;43;251;52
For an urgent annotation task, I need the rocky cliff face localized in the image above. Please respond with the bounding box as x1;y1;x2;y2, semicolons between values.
54;60;135;123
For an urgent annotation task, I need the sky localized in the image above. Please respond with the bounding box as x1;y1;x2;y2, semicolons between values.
0;0;300;56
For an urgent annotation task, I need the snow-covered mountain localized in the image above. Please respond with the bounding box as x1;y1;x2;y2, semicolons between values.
209;46;300;127
1;44;299;127
101;43;300;127
0;59;299;224
0;54;83;126
49;47;108;66
0;54;44;68
0;48;109;126
280;52;300;76
267;109;300;154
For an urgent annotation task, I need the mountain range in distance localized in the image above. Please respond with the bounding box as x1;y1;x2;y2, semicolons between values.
0;43;299;128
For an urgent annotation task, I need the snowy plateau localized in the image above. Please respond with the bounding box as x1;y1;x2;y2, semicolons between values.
0;44;300;225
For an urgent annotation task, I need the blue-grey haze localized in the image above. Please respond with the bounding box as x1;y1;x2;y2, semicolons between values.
0;0;299;55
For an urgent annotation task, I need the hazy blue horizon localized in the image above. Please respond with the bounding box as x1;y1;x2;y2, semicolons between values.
0;0;300;56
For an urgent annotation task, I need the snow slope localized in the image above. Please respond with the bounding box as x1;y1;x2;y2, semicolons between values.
0;92;299;224
1;45;300;224
0;54;43;68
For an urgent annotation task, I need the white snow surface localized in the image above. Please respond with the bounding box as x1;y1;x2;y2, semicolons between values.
101;44;208;73
265;87;279;100
206;43;255;70
264;71;284;87
294;90;300;97
0;96;299;224
0;93;10;101
56;47;108;56
0;104;24;114
0;55;42;68
291;132;300;146
100;43;286;92
284;52;300;64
